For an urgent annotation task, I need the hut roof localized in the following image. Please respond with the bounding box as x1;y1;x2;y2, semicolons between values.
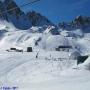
58;46;72;48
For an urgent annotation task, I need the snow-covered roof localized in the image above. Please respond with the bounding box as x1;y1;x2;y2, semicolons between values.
69;51;81;60
46;35;69;50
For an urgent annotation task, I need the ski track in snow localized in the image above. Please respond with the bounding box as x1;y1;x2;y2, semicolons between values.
0;53;35;77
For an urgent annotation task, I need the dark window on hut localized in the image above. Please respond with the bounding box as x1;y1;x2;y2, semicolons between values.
10;48;16;50
56;46;72;51
27;47;32;52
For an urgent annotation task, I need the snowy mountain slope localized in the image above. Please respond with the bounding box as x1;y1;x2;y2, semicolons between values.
44;26;59;35
0;29;90;90
0;31;61;51
0;4;90;90
0;28;88;53
0;23;60;51
0;19;89;54
0;31;41;51
45;35;69;50
60;29;84;38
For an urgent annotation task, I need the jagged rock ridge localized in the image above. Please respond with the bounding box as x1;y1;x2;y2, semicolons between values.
0;0;53;30
27;11;53;26
58;15;90;32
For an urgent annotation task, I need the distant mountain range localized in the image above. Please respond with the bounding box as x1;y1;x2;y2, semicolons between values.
58;15;90;33
0;0;53;30
0;0;90;32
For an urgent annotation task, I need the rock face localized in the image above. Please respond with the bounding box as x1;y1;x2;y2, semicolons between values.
27;11;53;27
74;15;90;25
0;1;4;17
0;0;53;30
0;0;31;29
58;15;90;33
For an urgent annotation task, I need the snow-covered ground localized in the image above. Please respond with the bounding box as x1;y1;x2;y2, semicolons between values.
0;22;90;90
0;51;90;90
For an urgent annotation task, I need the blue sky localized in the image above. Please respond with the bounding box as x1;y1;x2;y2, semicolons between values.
15;0;90;24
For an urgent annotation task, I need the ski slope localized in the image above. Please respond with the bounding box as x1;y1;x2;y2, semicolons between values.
0;21;90;90
0;51;90;90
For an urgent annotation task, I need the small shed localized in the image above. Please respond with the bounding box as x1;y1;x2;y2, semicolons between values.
77;55;88;65
69;51;81;60
56;46;72;52
9;47;23;52
27;47;33;52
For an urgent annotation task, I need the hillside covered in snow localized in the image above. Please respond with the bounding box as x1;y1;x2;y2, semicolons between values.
0;17;90;90
0;0;90;90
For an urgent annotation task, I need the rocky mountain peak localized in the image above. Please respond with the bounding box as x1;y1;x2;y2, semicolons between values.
0;0;53;30
27;11;53;26
73;15;90;25
58;15;90;32
0;0;25;20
